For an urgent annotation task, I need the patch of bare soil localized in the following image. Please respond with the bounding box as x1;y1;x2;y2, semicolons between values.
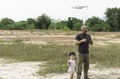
1;58;119;79
0;30;120;45
44;64;120;79
0;58;45;79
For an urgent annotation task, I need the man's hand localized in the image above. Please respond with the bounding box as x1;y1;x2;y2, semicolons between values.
89;40;93;45
81;39;87;42
75;39;87;45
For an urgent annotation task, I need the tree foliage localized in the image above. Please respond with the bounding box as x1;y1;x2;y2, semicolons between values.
105;8;120;31
49;20;70;30
0;8;120;31
67;17;83;31
85;16;111;31
0;18;14;29
36;14;51;29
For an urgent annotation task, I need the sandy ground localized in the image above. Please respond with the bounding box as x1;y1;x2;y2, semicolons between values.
0;30;120;45
45;65;120;79
0;58;45;79
0;58;120;79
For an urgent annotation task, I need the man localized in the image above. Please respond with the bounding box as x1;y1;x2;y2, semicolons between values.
75;25;93;79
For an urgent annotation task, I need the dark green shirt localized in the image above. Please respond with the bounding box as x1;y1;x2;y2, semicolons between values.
75;33;92;54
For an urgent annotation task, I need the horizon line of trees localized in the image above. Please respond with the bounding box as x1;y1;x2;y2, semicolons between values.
0;7;120;31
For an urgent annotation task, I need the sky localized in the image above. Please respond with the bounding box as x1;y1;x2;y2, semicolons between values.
0;0;120;21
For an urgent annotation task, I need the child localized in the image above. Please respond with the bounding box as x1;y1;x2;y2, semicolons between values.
68;52;76;79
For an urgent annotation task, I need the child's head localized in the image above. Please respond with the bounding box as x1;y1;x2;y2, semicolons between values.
69;52;75;60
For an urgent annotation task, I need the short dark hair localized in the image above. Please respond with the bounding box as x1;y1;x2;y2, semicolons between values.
69;52;75;56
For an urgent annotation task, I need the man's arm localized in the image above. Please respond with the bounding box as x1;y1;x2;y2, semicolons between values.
88;35;93;45
89;40;93;45
75;39;87;45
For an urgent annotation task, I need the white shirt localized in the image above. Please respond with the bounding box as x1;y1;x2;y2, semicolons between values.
68;59;75;73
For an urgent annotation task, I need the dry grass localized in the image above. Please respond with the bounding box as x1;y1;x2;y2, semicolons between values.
0;42;120;75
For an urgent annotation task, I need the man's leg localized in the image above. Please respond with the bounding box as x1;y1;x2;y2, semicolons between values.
84;54;89;79
76;53;84;79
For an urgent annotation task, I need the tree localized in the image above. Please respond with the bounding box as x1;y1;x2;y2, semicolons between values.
49;20;70;30
67;17;73;29
72;18;83;31
0;18;14;29
12;21;28;30
85;16;111;31
67;17;83;31
26;18;36;25
105;8;120;31
36;14;51;29
26;18;36;29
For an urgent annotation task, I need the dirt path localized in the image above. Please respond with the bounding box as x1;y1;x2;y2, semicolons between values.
0;30;120;45
0;58;45;79
0;58;120;79
45;64;120;79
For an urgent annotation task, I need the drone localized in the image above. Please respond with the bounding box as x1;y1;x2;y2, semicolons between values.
72;6;88;9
